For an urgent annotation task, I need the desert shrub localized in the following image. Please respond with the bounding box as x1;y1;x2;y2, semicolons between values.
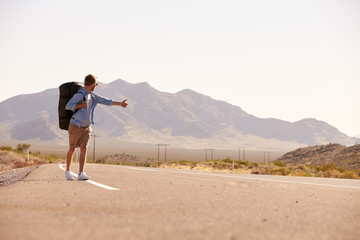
337;167;346;173
45;153;59;163
0;145;13;151
236;160;250;166
179;160;197;167
297;165;308;171
179;160;191;165
272;161;286;167
95;157;105;164
13;161;29;169
16;143;31;153
319;163;337;172
293;170;313;177
0;151;18;164
342;170;359;179
267;167;289;176
33;159;46;165
222;157;233;164
322;169;342;178
214;160;231;169
311;166;321;172
251;167;267;175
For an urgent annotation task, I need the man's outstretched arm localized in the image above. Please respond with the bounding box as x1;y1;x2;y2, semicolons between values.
111;99;128;108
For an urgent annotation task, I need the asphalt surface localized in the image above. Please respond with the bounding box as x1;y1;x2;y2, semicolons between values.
0;163;360;240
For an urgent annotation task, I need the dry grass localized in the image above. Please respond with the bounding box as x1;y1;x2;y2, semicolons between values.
160;158;360;180
88;152;153;167
0;148;48;173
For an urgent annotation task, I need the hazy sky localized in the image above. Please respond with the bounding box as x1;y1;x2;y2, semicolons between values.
1;0;359;137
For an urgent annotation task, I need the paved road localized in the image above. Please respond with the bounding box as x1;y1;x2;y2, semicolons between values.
1;163;359;240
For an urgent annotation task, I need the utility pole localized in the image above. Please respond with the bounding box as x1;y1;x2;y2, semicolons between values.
155;144;170;166
92;134;99;162
164;144;169;164
204;149;215;161
239;147;246;161
243;147;246;162
263;152;270;164
157;144;160;166
263;152;266;164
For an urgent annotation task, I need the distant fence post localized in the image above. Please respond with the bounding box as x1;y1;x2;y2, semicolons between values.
232;159;234;174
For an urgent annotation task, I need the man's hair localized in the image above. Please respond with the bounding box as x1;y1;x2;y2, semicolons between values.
84;74;97;86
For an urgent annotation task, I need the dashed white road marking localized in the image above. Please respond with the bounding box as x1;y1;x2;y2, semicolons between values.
59;164;119;191
126;166;360;190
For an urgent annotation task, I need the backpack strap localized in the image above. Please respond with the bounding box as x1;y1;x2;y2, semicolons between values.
72;91;86;115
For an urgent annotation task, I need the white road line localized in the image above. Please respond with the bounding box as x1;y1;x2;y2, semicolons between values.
126;166;158;172
59;164;119;191
126;167;360;190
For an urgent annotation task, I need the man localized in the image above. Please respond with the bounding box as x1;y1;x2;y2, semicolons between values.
65;74;128;180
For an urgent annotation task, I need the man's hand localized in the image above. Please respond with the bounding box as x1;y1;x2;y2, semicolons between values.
75;101;87;110
112;99;128;108
121;99;128;108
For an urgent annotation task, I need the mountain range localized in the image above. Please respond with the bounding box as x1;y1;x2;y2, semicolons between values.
0;79;358;150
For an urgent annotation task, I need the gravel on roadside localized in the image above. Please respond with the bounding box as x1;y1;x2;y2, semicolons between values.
0;166;38;186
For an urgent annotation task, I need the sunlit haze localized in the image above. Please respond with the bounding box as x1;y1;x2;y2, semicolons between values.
0;0;359;137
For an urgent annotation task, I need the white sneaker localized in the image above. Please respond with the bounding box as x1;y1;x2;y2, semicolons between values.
65;171;74;180
78;172;90;181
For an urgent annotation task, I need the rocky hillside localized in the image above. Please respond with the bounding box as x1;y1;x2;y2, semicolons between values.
276;143;360;171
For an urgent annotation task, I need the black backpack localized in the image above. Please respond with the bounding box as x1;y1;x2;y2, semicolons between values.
58;82;84;130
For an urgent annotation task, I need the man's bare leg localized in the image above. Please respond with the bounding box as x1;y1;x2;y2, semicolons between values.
79;143;88;173
66;147;76;171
